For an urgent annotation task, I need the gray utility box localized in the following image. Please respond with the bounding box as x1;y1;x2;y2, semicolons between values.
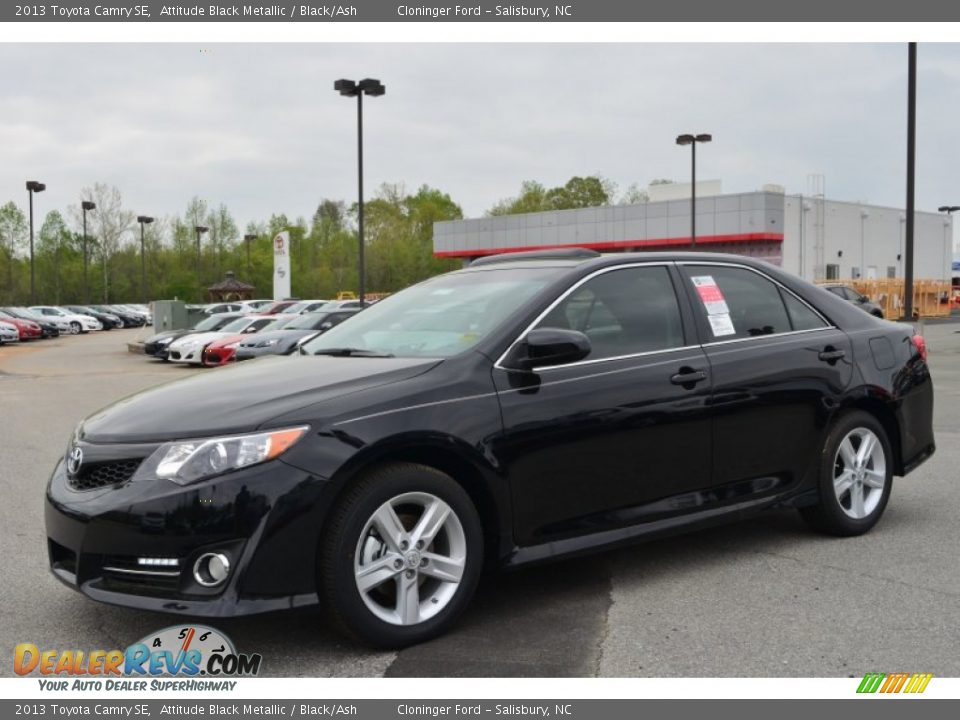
153;300;189;332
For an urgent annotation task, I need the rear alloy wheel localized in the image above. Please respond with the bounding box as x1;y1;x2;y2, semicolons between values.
69;321;81;335
320;463;482;648
800;410;893;536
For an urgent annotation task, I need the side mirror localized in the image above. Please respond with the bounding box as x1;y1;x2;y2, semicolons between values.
319;322;333;331
504;328;591;371
860;295;870;303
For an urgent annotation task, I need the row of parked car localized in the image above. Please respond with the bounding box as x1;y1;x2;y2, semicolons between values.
0;304;152;345
141;298;367;367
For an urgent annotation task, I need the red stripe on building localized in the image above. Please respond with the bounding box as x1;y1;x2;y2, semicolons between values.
434;232;784;258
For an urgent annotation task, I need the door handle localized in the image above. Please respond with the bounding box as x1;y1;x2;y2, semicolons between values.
670;368;708;386
818;347;846;363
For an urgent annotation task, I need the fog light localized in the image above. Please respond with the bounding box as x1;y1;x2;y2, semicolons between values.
193;552;231;587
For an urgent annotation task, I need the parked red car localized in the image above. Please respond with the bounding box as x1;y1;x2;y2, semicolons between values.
0;311;43;340
201;315;295;366
261;300;300;315
201;333;246;367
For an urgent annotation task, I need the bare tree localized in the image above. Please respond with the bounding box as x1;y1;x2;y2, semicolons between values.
74;183;134;302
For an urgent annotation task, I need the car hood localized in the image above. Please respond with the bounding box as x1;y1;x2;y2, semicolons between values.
169;331;229;349
80;355;441;443
238;329;313;347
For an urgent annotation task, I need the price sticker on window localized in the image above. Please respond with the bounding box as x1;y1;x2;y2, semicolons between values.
691;275;730;316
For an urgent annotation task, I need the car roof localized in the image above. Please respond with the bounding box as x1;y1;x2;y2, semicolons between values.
456;250;787;275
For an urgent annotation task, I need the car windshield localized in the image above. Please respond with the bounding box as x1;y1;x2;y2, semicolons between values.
194;315;227;331
260;318;291;332
221;317;255;333
285;312;333;330
301;267;565;358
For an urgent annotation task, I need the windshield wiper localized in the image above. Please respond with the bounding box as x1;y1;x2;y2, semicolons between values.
312;347;395;358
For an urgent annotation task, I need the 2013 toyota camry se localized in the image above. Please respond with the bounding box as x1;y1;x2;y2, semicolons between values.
45;249;935;647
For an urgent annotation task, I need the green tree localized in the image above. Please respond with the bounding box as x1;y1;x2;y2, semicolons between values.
0;201;27;303
487;175;614;216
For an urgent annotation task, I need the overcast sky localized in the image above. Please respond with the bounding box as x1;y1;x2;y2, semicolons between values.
1;43;957;243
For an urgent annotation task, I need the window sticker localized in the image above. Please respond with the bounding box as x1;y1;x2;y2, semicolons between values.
707;313;736;337
691;275;730;316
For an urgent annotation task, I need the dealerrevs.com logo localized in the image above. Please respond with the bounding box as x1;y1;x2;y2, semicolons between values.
15;625;262;690
857;673;933;694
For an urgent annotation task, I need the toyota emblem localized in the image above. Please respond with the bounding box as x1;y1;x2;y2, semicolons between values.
67;446;83;476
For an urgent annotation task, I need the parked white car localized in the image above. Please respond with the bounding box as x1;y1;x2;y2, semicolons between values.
0;320;20;344
29;306;102;334
166;315;278;365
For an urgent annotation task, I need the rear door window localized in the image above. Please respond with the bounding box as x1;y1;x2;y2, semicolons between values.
682;265;794;341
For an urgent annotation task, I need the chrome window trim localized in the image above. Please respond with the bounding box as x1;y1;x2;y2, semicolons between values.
691;325;835;349
530;343;702;373
493;261;680;371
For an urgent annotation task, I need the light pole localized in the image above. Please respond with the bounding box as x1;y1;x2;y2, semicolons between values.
904;42;917;319
137;215;154;304
939;206;958;283
81;200;96;303
26;180;46;304
859;209;869;279
244;233;256;279
675;133;711;248
335;77;386;304
195;225;209;281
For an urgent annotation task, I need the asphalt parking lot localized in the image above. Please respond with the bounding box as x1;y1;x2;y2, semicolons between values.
1;323;959;678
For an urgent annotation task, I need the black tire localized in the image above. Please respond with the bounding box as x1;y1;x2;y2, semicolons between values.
319;462;483;648
799;410;893;536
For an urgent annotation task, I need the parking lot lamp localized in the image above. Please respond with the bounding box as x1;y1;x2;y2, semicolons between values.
334;77;386;304
675;133;711;248
137;216;154;304
81;200;96;303
244;233;257;278
938;207;958;282
195;225;209;281
26;180;46;304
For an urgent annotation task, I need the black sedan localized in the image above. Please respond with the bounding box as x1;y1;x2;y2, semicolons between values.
45;250;934;648
821;284;885;318
143;313;244;359
65;306;122;330
234;309;359;360
89;304;143;328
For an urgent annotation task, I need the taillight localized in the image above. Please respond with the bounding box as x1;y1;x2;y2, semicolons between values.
911;334;927;362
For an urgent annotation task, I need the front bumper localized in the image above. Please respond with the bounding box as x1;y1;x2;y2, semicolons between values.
45;455;335;616
144;341;171;359
202;347;238;366
167;345;204;364
235;346;282;361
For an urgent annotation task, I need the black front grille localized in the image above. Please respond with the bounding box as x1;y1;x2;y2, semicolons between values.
68;459;142;491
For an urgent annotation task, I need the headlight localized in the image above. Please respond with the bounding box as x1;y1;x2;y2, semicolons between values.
257;338;279;347
224;342;240;350
178;339;199;349
136;426;309;486
157;337;173;346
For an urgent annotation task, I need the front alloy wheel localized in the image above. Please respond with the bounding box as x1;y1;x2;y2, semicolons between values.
320;463;482;648
354;492;467;626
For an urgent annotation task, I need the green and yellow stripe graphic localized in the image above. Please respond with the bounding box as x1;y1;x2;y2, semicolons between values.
857;672;933;694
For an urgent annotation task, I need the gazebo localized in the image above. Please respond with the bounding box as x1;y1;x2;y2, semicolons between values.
207;271;256;302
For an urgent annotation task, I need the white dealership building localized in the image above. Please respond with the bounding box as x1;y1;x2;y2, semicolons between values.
433;184;954;281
